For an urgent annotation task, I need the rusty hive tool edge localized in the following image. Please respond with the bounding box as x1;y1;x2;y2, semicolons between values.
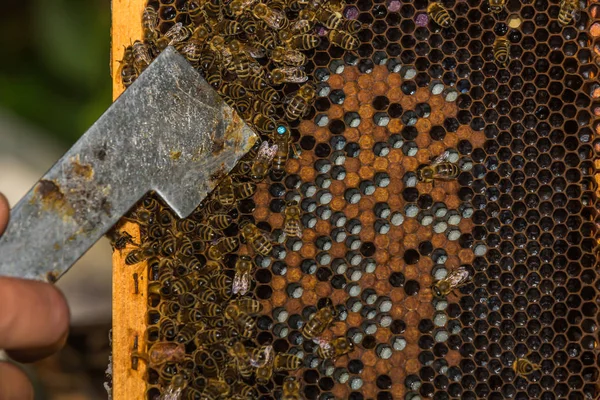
0;46;258;282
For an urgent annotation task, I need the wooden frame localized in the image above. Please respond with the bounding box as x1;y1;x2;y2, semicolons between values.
111;0;147;398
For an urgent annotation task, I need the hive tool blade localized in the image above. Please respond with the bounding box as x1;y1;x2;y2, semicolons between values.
0;46;258;281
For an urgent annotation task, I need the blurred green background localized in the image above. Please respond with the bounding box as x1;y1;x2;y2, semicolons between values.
0;0;111;146
0;1;113;398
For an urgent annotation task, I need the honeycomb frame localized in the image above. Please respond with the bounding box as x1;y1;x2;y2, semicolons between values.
109;0;599;398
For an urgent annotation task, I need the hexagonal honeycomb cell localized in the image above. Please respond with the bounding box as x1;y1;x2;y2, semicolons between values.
114;0;599;398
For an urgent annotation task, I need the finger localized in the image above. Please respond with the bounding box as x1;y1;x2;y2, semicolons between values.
0;278;70;354
0;362;34;400
0;193;8;235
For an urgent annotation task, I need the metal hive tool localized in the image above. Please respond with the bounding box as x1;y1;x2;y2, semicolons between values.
112;0;599;399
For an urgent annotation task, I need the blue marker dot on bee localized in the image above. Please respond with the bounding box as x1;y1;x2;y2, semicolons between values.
277;125;287;135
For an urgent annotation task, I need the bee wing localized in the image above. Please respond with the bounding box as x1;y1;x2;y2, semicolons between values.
447;266;471;287
431;150;451;165
256;141;279;162
243;43;267;59
232;272;250;295
312;337;332;350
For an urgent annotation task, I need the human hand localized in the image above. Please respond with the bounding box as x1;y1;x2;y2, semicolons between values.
0;193;70;399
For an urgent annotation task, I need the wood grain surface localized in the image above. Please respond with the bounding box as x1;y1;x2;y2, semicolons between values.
111;0;147;398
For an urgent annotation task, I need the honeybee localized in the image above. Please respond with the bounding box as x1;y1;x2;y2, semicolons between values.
207;237;239;260
228;0;258;16
253;99;277;118
253;3;289;30
251;345;274;368
494;36;510;67
216;175;257;208
202;378;230;400
244;75;269;91
254;28;278;51
203;0;224;25
159;318;178;340
230;52;255;81
432;265;472;298
187;0;205;23
272;124;296;177
233;382;259;399
119;45;138;87
328;29;360;50
270;67;309;84
427;2;453;27
175;324;199;345
132;342;185;367
558;0;579;26
274;353;303;371
142;6;159;42
229;298;263;314
240;16;258;34
198;301;223;317
125;244;157;265
156;22;193;51
211;273;232;291
283;201;303;238
209;35;234;68
196;329;226;346
271;46;307;67
513;357;541;377
314;336;354;360
255;354;274;384
280;31;320;50
233;255;254;295
208;214;233;230
107;229;136;251
489;0;505;13
257;86;281;103
160;301;180;316
221;82;247;99
343;19;367;34
252;113;278;134
179;26;211;65
285;84;315;121
132;40;152;72
316;7;344;30
290;10;315;34
251;141;279;181
228;342;254;378
160;373;187;400
302;305;337;339
240;221;273;256
225;303;256;337
282;377;302;400
177;308;203;323
416;151;460;184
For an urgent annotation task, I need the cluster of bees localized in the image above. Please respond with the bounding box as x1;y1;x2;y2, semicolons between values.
113;189;307;399
119;0;363;138
427;0;581;67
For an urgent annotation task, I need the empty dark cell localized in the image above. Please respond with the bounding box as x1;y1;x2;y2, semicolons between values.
372;95;390;110
238;199;256;214
348;359;364;374
405;280;420;295
303;385;319;400
314;143;331;158
362;335;377;349
377;392;393;400
388;103;403;118
360;242;375;257
403;249;420;265
389;272;405;287
159;5;177;20
376;375;392;390
429;125;446;140
390;319;406;334
256;285;272;299
328;119;345;134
